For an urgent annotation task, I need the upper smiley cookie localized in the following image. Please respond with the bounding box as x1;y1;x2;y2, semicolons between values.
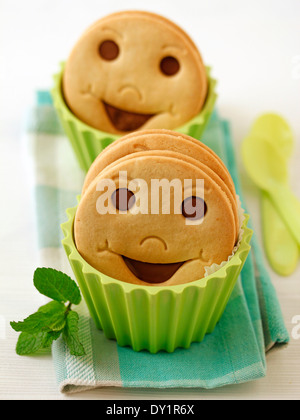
62;11;208;134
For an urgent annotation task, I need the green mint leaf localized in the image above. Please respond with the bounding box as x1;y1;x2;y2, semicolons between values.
15;330;63;355
10;308;66;335
38;301;67;331
47;311;67;332
11;312;53;335
63;311;86;356
11;267;85;357
16;332;48;355
42;330;63;349
38;300;65;315
33;268;81;305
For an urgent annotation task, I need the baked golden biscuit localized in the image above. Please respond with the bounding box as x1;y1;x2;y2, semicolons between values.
74;155;236;286
82;130;239;240
96;149;239;241
63;11;208;134
82;130;237;213
106;129;231;178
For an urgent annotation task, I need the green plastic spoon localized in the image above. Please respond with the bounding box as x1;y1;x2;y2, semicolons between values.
248;113;299;275
250;113;294;159
242;135;300;245
261;190;299;275
243;113;300;276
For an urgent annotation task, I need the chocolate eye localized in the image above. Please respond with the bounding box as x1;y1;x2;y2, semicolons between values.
99;40;119;61
160;56;180;76
111;188;135;211
181;197;207;220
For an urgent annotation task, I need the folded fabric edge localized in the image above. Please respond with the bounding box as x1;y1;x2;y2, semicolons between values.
58;361;266;394
59;379;123;395
252;254;290;351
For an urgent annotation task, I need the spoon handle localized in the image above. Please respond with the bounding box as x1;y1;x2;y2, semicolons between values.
261;191;299;275
268;184;300;246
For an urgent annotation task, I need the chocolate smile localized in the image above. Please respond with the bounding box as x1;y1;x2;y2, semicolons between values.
122;256;184;284
103;101;155;132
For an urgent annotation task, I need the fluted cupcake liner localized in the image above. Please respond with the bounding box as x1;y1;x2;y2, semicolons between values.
51;63;217;173
61;205;252;353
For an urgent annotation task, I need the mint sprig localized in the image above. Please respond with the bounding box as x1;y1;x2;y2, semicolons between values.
10;268;86;357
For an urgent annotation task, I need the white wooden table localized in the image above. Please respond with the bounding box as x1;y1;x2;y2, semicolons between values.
0;0;299;400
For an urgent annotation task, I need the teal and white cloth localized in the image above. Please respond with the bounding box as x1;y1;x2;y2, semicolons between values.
26;91;289;394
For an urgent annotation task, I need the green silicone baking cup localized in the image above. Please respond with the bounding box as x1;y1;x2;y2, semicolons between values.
51;63;217;173
61;205;252;353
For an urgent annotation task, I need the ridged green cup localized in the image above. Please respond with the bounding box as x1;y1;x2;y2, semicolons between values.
61;205;252;353
51;63;217;173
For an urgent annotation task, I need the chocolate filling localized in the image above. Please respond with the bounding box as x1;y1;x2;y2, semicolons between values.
122;256;184;284
160;56;180;76
103;101;155;132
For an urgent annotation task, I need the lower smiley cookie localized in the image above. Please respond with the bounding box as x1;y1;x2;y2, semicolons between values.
74;154;236;286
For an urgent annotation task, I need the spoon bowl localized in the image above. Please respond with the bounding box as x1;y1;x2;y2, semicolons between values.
250;113;294;159
242;135;288;190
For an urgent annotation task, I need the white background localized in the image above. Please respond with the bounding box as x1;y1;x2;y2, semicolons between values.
0;0;299;400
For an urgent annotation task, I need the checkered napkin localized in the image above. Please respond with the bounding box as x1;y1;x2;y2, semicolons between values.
25;91;289;394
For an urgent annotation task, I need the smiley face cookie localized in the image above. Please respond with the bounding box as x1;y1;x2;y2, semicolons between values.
74;139;237;286
82;129;236;199
86;149;239;243
81;130;239;241
63;11;208;134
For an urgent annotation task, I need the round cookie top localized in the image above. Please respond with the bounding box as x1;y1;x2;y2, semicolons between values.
95;149;239;242
82;130;236;201
63;11;208;134
74;154;236;286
